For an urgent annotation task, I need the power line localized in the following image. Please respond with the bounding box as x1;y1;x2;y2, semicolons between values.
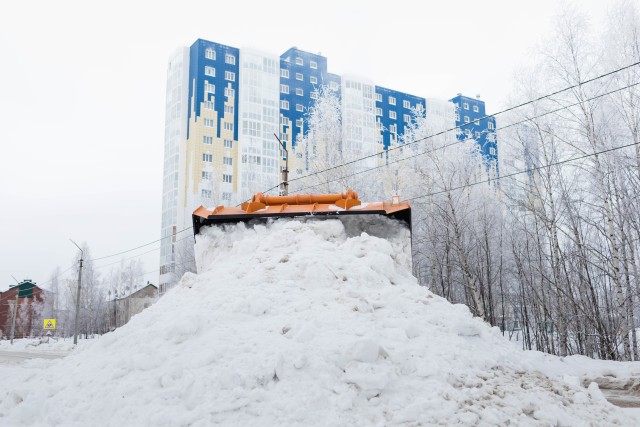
285;61;640;186
290;80;640;194
410;140;640;202
91;226;193;261
94;234;194;271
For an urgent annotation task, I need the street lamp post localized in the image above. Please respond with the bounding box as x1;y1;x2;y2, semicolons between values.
274;133;289;196
70;239;84;345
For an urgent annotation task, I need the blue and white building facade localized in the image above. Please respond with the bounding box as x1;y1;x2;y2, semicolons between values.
450;94;498;170
159;38;499;289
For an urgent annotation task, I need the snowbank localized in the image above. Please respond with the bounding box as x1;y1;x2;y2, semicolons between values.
0;217;636;426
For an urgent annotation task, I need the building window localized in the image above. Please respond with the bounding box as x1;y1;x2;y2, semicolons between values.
296;104;304;112
222;192;232;200
404;114;411;123
489;147;496;156
224;105;234;114
310;91;318;100
296;119;303;127
376;121;382;130
487;133;496;142
389;111;397;120
330;81;339;91
463;102;469;110
474;119;480;126
416;103;423;111
310;60;317;69
310;76;317;84
296;88;303;96
464;116;470;123
225;87;235;98
281;100;289;110
205;82;215;94
376;108;382;116
455;113;460;121
203;153;212;162
205;66;215;77
465;129;471;137
281;69;289;78
204;118;214;127
375;93;382;102
223;157;233;165
475;131;481;138
473;105;479;113
223;122;234;131
205;48;215;60
296;73;303;81
295;57;303;65
281;116;290;126
203;101;214;110
280;84;289;94
488;122;495;130
389;96;396;105
390;124;397;133
225;71;235;81
202;171;211;180
203;136;213;145
224;139;233;148
201;189;212;198
403;100;410;109
222;174;232;183
225;54;236;65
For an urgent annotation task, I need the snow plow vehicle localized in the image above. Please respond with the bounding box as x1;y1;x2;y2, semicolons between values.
192;189;411;236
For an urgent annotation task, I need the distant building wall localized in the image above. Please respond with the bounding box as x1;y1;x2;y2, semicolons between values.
110;284;158;329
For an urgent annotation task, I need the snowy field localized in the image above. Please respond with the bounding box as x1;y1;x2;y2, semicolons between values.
1;217;639;426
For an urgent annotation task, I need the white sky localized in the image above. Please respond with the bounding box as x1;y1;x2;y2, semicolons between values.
0;0;610;291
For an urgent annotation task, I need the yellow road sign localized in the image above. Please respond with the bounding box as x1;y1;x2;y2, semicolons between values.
43;319;56;330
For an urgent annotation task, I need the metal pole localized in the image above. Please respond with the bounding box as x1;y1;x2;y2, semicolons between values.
9;293;18;344
70;239;84;345
274;133;289;196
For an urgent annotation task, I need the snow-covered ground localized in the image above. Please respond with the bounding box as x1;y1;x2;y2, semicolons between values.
1;217;639;426
0;337;94;354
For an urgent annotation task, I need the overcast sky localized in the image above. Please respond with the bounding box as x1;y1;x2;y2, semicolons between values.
0;0;611;291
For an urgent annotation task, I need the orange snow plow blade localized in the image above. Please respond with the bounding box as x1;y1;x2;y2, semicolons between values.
192;189;411;236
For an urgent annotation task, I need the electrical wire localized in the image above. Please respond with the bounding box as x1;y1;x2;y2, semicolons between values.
289;80;640;194
91;226;193;261
410;140;640;201
285;61;640;185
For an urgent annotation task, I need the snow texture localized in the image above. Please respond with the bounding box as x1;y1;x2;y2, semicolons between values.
0;217;636;426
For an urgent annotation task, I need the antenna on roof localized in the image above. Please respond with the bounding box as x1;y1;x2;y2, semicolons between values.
10;275;19;284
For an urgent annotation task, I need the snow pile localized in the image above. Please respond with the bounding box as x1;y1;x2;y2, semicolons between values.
0;217;635;426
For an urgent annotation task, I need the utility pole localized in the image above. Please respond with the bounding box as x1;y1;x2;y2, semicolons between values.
70;239;84;345
9;293;18;344
274;133;289;196
9;275;20;344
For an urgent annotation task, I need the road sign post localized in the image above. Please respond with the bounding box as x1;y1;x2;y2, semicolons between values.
43;319;57;330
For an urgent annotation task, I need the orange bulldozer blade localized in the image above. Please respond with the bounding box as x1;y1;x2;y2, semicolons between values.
192;189;411;236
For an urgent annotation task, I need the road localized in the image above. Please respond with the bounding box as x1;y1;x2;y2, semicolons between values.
0;350;68;364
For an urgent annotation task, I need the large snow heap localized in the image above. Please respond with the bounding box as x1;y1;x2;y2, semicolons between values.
0;217;634;426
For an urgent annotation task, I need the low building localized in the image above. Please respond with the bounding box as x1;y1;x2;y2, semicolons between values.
0;279;50;339
109;283;158;329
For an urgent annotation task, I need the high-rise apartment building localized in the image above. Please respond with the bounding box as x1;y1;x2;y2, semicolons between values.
450;94;498;170
159;39;499;290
